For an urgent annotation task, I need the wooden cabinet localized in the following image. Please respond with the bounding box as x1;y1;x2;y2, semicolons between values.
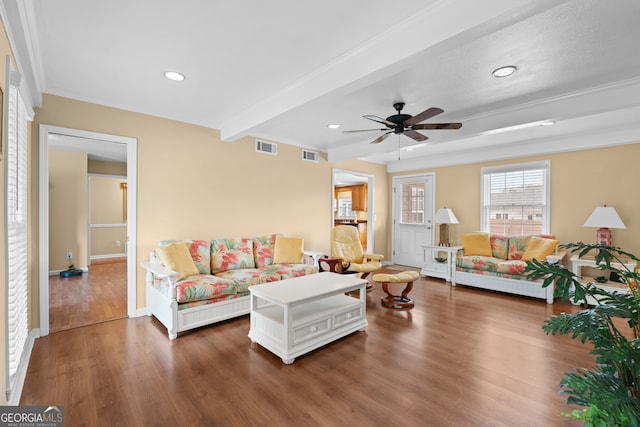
335;184;367;212
351;184;367;211
357;222;367;248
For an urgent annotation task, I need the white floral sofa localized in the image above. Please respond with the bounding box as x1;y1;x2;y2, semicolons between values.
454;233;564;304
142;235;318;339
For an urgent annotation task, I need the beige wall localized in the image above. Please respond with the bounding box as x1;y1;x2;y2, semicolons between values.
88;159;126;175
32;94;390;312
91;227;127;256
48;149;88;270
90;175;125;224
391;144;640;257
90;175;126;257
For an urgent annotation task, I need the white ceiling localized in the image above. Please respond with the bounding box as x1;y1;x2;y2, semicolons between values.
4;0;640;170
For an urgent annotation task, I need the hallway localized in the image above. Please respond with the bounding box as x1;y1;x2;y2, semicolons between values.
49;259;127;332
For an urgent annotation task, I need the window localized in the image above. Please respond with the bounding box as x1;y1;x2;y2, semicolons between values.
5;64;33;403
400;182;425;224
481;161;550;235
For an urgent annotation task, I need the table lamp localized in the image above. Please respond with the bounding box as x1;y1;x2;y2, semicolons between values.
583;205;626;246
434;208;459;247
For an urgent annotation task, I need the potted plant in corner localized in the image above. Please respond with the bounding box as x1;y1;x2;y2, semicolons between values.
524;242;640;426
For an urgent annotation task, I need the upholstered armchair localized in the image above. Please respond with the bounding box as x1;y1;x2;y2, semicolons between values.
331;225;383;287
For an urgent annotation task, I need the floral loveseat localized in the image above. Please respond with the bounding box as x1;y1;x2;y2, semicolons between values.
142;234;318;339
454;233;564;304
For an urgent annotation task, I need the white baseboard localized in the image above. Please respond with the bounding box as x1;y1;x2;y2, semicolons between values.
133;308;148;318
91;253;126;260
7;328;39;405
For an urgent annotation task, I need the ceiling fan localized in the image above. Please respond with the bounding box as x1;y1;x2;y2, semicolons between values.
343;102;462;144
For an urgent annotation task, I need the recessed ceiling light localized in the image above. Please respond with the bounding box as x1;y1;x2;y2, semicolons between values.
164;71;185;81
491;65;517;78
327;124;340;129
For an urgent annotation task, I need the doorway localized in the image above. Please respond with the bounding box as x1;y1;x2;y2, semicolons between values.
39;125;137;337
392;173;435;267
332;169;374;252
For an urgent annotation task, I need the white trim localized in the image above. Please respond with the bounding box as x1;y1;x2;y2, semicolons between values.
6;329;38;406
90;254;126;260
134;308;148;318
480;160;551;234
88;172;127;179
0;0;42;112
90;224;127;228
39;125;138;338
331;169;375;253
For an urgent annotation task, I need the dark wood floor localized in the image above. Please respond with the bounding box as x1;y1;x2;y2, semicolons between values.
25;267;592;426
49;259;127;332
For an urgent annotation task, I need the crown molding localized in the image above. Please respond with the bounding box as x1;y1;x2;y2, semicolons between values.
0;0;43;110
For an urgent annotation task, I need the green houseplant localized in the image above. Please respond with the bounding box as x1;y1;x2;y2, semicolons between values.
524;242;640;426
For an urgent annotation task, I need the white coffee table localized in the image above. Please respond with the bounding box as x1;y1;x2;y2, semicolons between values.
248;272;368;364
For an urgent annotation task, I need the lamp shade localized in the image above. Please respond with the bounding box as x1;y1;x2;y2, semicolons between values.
583;206;626;229
433;208;459;224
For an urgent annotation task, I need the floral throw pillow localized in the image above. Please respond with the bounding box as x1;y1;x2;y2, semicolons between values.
490;234;509;259
253;234;279;267
211;237;255;273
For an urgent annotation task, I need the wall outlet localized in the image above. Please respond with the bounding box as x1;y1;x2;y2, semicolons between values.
115;240;121;247
66;251;72;260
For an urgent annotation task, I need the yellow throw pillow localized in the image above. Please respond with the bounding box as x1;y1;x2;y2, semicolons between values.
156;242;199;280
273;236;304;264
462;233;492;257
522;236;559;261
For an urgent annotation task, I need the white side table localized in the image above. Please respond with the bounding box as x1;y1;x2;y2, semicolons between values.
570;254;635;305
421;244;463;284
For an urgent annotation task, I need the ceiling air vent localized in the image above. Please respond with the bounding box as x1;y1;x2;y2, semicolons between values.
255;139;278;156
302;149;319;163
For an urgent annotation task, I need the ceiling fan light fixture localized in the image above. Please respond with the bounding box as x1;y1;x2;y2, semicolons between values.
164;71;185;81
492;65;517;78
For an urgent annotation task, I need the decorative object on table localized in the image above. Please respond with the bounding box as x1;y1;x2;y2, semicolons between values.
433;207;459;247
594;276;608;283
583;205;626;246
524;242;640;425
434;257;446;263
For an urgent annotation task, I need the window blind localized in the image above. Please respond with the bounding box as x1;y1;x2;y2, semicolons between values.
5;69;30;401
481;162;550;235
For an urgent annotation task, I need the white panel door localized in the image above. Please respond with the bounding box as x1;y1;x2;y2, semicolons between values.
393;175;434;267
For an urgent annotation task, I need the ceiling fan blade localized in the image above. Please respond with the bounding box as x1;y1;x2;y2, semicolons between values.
363;115;395;127
412;123;462;130
404;130;429;142
342;128;387;133
404;107;444;126
370;131;392;144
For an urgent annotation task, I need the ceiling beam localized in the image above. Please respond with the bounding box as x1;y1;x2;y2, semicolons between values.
219;0;543;142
